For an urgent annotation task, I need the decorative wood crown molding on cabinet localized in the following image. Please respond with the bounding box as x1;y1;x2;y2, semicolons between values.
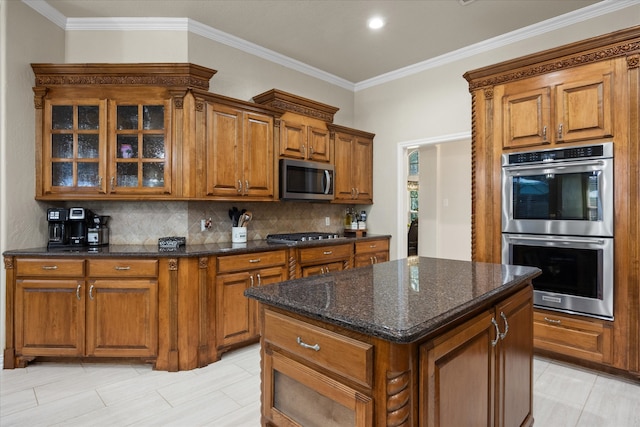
253;88;340;123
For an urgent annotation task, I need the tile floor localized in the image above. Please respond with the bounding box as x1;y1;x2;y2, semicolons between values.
1;345;639;426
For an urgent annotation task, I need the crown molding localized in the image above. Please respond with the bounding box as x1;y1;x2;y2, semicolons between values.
22;0;638;92
355;0;640;91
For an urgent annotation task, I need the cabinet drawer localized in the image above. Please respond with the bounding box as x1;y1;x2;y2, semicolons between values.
533;310;613;364
355;239;389;255
16;258;84;277
217;250;287;273
263;309;373;387
298;244;352;264
88;259;158;278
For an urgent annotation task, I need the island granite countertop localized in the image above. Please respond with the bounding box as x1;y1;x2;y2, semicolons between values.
245;257;541;344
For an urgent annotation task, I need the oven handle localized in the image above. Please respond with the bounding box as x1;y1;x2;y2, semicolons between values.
507;235;606;245
503;159;606;172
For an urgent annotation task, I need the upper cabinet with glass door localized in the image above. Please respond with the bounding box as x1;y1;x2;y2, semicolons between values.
32;63;217;200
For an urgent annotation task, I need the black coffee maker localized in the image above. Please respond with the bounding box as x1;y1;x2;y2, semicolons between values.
47;208;69;248
68;207;93;247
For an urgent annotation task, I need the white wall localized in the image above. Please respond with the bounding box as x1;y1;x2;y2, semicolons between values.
1;0;66;366
355;5;640;260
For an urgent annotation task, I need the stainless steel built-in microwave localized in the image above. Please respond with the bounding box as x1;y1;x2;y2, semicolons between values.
280;159;334;201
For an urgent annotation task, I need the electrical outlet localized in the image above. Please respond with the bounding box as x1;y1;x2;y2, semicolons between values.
200;219;206;232
325;217;330;226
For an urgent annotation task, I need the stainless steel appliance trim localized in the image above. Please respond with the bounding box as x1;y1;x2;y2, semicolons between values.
501;153;614;237
502;233;614;320
279;158;335;201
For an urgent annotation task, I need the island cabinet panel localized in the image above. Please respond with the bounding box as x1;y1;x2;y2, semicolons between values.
262;309;374;427
420;286;533;427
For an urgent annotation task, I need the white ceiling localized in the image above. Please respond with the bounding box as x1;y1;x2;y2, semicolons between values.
33;0;619;85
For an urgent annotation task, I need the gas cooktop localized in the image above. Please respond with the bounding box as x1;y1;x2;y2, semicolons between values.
266;232;343;243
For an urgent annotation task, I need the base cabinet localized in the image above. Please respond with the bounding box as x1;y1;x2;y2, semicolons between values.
259;285;533;426
215;250;288;352
420;286;533;427
354;238;390;267
533;309;613;364
10;257;158;367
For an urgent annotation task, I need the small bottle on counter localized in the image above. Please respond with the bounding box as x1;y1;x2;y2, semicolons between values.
359;210;367;229
351;211;358;230
344;208;352;228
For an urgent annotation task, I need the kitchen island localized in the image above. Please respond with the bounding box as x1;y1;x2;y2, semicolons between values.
245;257;541;427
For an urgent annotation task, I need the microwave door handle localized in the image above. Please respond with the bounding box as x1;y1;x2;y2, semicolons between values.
323;170;331;195
509;236;605;245
503;159;606;172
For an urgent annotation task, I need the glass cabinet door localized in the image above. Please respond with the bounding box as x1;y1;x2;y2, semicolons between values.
45;100;107;193
110;101;170;193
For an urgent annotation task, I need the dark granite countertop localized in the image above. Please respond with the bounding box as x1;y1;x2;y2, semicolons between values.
2;234;391;258
245;257;541;344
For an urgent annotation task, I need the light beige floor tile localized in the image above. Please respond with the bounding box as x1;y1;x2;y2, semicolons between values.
534;361;597;407
0;389;105;426
576;375;640;427
0;387;37;416
221;374;261;406
533;392;584;427
214;401;262;427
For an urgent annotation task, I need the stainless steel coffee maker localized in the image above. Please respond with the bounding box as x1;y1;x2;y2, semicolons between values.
87;214;110;246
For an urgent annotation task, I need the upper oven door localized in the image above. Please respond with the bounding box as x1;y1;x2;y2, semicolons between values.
502;157;613;237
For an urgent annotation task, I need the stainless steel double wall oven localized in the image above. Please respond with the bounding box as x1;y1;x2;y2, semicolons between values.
501;142;614;320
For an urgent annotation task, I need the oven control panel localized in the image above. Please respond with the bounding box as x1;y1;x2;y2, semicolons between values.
504;142;612;165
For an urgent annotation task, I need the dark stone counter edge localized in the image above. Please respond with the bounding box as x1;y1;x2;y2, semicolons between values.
247;267;541;344
2;235;391;258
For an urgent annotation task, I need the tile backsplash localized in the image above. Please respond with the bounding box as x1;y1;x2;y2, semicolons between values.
53;201;354;245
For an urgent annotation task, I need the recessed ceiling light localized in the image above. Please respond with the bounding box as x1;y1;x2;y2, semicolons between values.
367;16;385;30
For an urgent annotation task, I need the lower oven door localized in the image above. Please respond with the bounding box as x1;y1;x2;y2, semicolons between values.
502;234;613;320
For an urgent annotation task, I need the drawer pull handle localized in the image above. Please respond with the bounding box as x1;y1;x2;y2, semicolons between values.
41;265;58;270
544;317;562;325
499;312;509;340
491;317;500;347
114;266;131;270
369;244;377;248
296;337;320;352
323;251;333;255
249;258;261;263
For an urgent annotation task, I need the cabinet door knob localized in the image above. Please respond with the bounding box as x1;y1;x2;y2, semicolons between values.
76;284;82;301
557;123;563;140
89;284;95;300
542;126;547;141
245;180;249;194
237;180;243;193
250;275;254;287
256;273;262;286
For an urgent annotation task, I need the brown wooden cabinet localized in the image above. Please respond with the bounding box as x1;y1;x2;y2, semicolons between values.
215;250;288;352
279;117;331;163
420;286;533;427
32;63;216;200
353;238;389;267
464;27;640;377
10;257;158;366
497;60;614;150
204;103;275;200
261;309;374;426
328;124;374;204
533;309;613;365
296;243;352;278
